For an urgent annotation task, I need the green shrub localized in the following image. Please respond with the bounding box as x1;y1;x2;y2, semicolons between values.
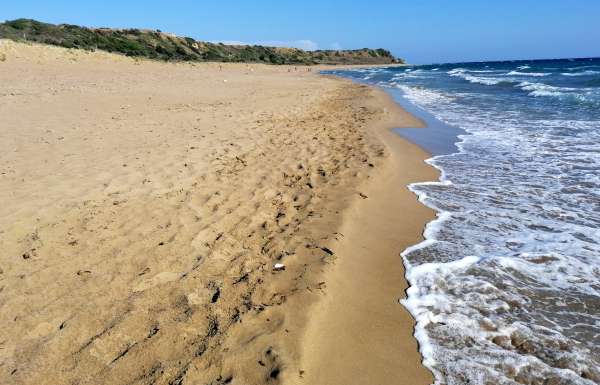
6;19;30;30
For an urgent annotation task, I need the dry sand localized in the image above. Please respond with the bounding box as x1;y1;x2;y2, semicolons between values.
0;40;436;385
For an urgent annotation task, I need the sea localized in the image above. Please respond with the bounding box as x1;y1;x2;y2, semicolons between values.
324;58;600;385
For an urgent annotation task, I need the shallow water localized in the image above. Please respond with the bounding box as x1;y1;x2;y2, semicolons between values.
325;59;600;385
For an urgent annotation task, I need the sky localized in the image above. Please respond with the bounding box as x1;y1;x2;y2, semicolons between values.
1;0;599;64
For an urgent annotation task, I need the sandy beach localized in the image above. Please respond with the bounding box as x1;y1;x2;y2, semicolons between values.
0;40;436;385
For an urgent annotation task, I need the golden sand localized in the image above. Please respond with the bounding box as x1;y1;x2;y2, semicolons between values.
0;40;435;385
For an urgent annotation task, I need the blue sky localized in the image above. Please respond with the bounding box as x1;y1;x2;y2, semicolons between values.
2;1;599;64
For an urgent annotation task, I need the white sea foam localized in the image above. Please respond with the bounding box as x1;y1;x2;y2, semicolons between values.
447;69;506;86
447;68;466;75
516;81;578;97
393;75;600;384
463;75;505;85
561;70;600;76
392;69;429;80
505;71;551;77
394;84;455;104
401;252;482;373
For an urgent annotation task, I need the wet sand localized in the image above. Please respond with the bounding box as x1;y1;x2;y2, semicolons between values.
0;40;436;385
388;88;465;156
293;88;437;385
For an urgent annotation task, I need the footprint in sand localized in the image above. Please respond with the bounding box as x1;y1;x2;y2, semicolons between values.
26;319;63;340
133;271;180;292
88;330;135;365
186;286;215;306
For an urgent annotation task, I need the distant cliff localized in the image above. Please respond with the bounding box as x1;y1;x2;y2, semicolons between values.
0;19;403;65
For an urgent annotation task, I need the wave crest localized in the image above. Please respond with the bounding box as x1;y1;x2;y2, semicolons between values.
505;71;551;77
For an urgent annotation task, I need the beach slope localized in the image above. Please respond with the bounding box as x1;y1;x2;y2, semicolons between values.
0;41;433;385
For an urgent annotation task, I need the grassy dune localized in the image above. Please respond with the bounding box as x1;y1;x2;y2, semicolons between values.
0;19;402;65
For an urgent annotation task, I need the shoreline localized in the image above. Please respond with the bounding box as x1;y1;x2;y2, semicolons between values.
0;41;437;385
322;57;600;385
290;81;438;385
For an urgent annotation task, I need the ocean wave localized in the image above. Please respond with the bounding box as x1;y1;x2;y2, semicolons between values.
517;65;531;70
392;70;428;80
447;68;520;86
516;81;577;97
561;70;600;76
400;112;600;384
448;68;497;74
515;82;599;105
447;68;467;75
394;84;455;104
451;72;513;86
462;75;505;85
568;65;600;71
505;71;551;77
404;69;427;74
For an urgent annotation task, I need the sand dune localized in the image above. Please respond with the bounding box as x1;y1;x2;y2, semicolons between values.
0;40;434;385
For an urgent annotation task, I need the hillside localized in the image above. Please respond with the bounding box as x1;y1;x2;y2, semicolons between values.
0;19;403;65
